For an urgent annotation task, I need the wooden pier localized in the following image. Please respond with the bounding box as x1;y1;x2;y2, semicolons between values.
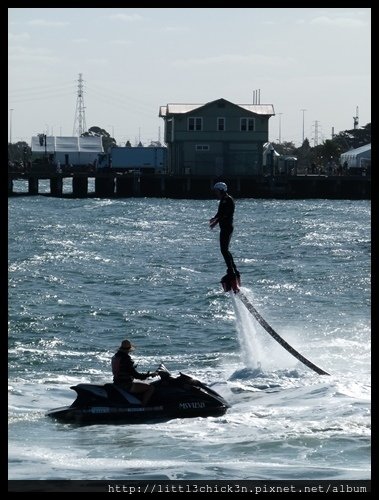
8;171;371;200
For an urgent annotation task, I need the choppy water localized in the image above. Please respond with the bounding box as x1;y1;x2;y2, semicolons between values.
8;187;371;480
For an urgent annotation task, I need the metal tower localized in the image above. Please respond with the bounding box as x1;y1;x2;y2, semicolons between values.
312;120;320;147
72;73;87;136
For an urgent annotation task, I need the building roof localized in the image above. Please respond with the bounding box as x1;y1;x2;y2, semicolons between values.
340;143;371;159
159;99;275;117
31;135;104;153
341;143;371;155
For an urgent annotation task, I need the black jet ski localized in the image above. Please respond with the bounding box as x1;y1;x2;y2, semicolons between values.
46;364;229;424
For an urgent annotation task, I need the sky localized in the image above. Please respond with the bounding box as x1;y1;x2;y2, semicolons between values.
8;7;371;148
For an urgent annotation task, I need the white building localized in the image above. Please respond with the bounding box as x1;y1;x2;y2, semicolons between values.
31;136;103;166
340;143;371;170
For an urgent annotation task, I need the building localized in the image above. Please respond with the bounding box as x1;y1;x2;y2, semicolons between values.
31;135;103;166
159;98;275;176
98;146;167;173
340;143;371;172
262;142;297;175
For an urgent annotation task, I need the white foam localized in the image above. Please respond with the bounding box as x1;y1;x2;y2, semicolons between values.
231;289;298;372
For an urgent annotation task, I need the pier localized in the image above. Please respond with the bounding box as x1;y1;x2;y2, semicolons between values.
8;171;371;200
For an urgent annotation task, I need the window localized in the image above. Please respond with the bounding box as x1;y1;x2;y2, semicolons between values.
240;118;255;131
195;145;209;151
217;117;225;131
188;117;203;131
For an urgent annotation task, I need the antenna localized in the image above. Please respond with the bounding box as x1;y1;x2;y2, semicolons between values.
72;73;87;136
252;89;261;105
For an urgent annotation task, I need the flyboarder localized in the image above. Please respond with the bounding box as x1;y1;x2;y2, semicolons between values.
209;182;241;292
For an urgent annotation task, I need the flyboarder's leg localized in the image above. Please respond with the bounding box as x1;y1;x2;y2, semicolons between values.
219;229;240;290
220;230;235;276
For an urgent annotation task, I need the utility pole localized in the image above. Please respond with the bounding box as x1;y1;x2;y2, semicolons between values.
9;108;14;143
301;109;306;144
353;106;359;129
278;113;283;144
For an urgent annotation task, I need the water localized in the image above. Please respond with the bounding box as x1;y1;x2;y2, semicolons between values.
8;187;371;481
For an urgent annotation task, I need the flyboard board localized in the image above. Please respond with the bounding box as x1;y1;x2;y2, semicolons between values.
221;273;330;376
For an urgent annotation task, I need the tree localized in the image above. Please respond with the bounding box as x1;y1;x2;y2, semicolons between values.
271;141;296;156
148;140;162;147
292;124;371;173
294;138;312;172
8;141;31;162
332;123;371;152
319;139;341;161
81;126;116;152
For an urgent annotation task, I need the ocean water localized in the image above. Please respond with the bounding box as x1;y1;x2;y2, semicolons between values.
8;184;371;481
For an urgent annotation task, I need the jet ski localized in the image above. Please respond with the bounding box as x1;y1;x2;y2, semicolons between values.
46;364;229;424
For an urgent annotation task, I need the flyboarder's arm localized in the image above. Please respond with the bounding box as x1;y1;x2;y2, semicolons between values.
209;216;219;229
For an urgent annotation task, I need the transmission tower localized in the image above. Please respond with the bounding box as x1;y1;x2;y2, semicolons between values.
72;73;87;136
312;120;320;147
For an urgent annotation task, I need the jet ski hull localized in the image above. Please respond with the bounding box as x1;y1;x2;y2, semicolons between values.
46;368;229;425
46;402;228;425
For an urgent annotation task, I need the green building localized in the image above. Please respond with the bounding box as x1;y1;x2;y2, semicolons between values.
159;98;275;176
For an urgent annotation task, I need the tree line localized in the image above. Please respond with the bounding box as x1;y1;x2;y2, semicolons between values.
271;123;371;170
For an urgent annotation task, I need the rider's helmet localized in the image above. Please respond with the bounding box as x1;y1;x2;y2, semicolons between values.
213;182;227;192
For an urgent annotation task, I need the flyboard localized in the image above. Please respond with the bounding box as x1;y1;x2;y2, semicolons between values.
221;273;330;376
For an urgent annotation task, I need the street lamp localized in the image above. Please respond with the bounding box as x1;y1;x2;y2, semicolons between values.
301;109;307;144
9;108;14;143
278;113;283;144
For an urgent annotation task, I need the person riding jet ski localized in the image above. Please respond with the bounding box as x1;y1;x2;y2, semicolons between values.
112;339;158;406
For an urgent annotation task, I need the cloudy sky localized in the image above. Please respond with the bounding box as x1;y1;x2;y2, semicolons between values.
8;7;371;147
